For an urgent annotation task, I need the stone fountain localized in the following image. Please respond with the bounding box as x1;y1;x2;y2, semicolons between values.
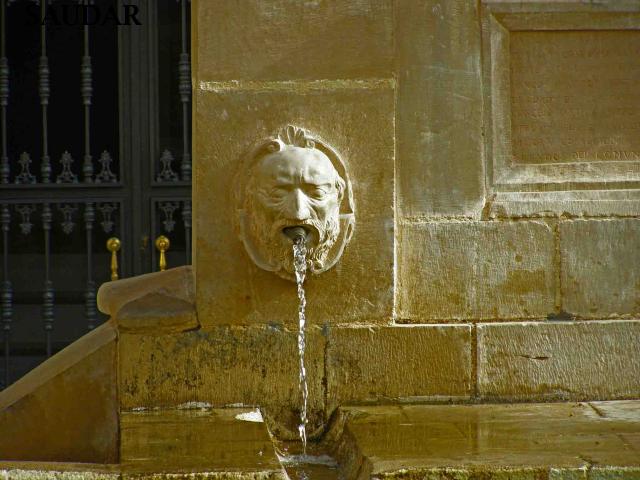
1;0;640;478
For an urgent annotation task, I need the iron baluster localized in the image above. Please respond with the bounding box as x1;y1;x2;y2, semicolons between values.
84;202;96;330
0;0;9;184
1;205;12;388
42;203;54;357
39;0;50;183
178;0;191;181
81;4;93;182
182;200;191;264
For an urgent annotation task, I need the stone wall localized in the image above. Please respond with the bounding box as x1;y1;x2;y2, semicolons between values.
187;0;640;430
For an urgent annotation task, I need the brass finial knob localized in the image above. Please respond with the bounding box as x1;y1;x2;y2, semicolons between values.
106;237;121;281
155;235;170;271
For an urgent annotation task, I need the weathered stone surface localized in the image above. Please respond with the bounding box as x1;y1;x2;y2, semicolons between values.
0;469;119;480
193;87;394;326
398;221;556;321
0;323;118;463
193;0;393;82
478;321;640;400
97;266;194;319
560;219;640;318
589;467;640;480
395;0;484;218
326;325;472;411
331;402;640;478
487;191;640;219
119;325;325;439
116;293;198;334
120;409;285;478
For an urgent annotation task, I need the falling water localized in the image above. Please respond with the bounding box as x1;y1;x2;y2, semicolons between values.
293;236;309;454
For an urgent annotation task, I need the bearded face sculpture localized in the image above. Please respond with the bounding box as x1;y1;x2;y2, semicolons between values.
236;126;355;280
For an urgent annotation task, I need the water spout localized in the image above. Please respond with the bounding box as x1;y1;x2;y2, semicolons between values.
292;235;308;454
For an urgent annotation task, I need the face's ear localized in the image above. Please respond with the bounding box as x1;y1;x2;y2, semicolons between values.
335;175;346;203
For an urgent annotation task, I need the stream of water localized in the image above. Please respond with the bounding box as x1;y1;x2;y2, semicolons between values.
293;236;309;454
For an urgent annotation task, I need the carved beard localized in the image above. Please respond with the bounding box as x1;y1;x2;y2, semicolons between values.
246;194;340;276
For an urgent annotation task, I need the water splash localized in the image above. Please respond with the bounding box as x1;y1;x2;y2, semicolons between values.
293;236;308;454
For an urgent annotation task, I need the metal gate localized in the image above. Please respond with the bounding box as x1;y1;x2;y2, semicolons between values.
0;0;192;389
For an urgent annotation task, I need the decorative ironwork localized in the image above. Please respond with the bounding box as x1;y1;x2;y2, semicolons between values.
95;151;117;183
16;204;36;235
0;1;193;390
97;202;117;233
159;201;179;232
14;152;36;184
0;53;9;184
182;200;192;264
39;55;51;183
56;151;79;184
1;204;12;387
178;0;191;181
156;149;179;182
57;203;78;234
84;202;96;330
39;0;51;184
42;203;54;357
81;18;93;183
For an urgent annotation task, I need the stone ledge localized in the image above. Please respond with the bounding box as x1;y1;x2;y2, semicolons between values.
329;401;640;479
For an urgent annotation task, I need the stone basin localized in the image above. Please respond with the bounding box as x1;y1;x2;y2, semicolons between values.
1;400;640;479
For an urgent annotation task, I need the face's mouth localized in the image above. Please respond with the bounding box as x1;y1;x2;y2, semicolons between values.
282;225;310;243
274;220;320;247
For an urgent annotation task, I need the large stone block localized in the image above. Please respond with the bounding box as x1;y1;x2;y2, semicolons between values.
119;325;326;438
561;219;640;318
193;86;394;326
478;320;640;400
397;221;556;321
326;325;472;410
193;0;394;82
395;0;484;218
0;323;118;463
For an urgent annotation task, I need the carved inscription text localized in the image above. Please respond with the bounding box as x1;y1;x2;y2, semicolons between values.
510;30;640;165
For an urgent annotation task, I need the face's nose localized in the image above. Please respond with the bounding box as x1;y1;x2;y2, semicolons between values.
284;189;311;221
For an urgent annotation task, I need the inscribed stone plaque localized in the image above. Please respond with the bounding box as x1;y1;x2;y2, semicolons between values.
510;30;640;165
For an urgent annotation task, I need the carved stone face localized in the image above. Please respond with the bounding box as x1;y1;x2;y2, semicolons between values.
245;145;345;277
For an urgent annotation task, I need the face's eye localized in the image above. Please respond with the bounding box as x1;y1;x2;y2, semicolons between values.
306;185;330;200
269;187;289;199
